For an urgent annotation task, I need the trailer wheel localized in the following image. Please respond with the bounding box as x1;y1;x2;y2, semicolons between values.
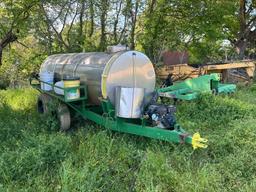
57;103;71;131
37;93;53;114
212;88;218;95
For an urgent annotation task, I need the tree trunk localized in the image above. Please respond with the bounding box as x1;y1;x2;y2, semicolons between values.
235;40;247;59
0;31;18;66
99;0;109;51
149;0;156;13
78;0;86;50
236;0;246;59
130;0;139;50
0;46;3;66
89;0;94;37
113;1;122;43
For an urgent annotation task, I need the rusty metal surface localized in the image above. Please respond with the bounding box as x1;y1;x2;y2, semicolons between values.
162;51;189;65
157;61;255;84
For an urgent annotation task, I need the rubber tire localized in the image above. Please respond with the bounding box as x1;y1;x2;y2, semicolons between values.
57;103;71;131
212;88;218;95
37;93;53;114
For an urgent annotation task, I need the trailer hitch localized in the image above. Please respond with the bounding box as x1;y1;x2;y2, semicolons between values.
191;132;208;149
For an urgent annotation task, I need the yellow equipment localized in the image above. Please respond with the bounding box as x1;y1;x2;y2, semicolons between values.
157;61;255;83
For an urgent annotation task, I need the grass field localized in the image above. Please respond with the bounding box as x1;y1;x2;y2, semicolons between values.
1;86;256;191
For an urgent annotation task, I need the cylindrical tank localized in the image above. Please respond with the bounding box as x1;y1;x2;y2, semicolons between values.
40;51;156;106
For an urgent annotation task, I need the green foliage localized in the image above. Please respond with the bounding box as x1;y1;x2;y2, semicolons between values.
0;0;38;37
1;0;255;89
1;87;256;191
138;0;245;64
0;35;46;88
177;93;255;130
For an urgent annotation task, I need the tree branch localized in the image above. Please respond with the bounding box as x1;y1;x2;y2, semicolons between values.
67;3;79;46
40;3;69;50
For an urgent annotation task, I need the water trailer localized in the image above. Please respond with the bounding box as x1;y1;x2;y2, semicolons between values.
29;50;237;149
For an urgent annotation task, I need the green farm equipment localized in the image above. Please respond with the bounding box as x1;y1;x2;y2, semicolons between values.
30;50;237;150
29;50;211;149
158;73;236;100
30;77;208;150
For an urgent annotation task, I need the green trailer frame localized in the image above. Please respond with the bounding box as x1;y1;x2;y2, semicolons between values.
30;77;207;150
158;73;236;100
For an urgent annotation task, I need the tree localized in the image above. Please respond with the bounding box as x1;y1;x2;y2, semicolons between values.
98;0;110;51
233;0;256;58
128;0;140;50
112;0;123;44
39;0;77;52
138;0;255;64
0;0;38;65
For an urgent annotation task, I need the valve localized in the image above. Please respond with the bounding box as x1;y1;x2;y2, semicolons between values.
192;132;208;150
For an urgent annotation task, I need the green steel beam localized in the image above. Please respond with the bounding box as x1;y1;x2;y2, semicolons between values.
65;100;207;149
158;73;236;100
80;108;192;144
216;83;236;94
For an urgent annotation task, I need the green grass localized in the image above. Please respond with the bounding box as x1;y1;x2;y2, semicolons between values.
1;87;256;191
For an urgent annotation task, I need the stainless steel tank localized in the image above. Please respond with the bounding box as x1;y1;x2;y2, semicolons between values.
115;87;145;118
40;51;156;106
